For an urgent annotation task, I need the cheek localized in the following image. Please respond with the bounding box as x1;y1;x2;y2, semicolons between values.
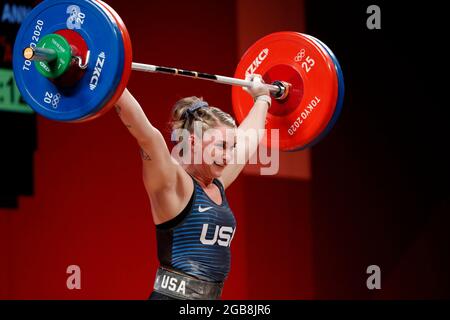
225;149;233;160
201;142;220;163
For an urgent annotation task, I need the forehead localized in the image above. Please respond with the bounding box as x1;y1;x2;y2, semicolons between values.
216;125;236;136
204;125;236;141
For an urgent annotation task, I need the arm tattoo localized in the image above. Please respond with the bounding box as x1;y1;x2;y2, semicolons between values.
140;148;151;161
115;106;132;128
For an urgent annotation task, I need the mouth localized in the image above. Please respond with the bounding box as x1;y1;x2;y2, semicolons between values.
214;162;226;168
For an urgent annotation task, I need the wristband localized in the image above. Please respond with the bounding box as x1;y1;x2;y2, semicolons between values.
255;95;272;108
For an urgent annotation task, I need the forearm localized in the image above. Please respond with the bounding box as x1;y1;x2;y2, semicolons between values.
221;100;269;188
238;100;269;132
235;100;269;162
115;88;156;143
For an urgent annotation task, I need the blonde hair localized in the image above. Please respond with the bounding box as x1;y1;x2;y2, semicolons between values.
170;96;236;133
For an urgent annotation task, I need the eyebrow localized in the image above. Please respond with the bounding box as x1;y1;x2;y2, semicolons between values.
215;140;235;147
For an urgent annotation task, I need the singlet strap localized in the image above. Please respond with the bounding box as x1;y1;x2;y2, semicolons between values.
213;178;225;194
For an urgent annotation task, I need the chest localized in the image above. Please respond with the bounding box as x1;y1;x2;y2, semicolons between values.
202;185;223;206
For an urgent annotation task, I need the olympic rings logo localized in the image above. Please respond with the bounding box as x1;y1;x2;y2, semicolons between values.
52;93;61;109
294;49;306;62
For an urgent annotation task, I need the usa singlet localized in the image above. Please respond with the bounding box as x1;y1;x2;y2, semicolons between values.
155;176;236;283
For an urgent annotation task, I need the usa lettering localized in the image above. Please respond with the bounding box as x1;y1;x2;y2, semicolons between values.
161;275;186;294
200;224;235;247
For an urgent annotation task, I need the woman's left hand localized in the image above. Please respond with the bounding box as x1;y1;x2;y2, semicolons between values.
244;74;270;98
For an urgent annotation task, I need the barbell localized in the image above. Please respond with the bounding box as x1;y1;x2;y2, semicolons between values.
12;0;344;151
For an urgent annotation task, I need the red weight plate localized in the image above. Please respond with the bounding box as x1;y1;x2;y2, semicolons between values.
232;32;339;151
54;29;89;88
76;0;133;123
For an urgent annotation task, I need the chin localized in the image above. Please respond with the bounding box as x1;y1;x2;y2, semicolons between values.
211;163;225;177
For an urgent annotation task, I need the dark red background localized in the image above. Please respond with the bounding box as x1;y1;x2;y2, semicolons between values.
0;0;313;300
0;0;449;300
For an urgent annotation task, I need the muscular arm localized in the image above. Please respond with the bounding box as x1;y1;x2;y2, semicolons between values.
115;88;178;191
115;88;155;142
220;99;269;189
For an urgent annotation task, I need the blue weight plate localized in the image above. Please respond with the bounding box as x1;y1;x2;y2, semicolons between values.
13;0;124;122
73;0;126;122
291;35;345;151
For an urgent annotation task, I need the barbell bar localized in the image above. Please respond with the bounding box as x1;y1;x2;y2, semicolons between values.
12;0;344;151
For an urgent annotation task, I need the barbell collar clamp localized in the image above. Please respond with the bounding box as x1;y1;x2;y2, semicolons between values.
73;50;90;70
271;81;291;101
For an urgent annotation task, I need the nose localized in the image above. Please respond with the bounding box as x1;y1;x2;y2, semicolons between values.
222;150;232;165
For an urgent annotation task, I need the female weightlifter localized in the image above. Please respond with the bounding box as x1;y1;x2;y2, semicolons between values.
115;75;271;300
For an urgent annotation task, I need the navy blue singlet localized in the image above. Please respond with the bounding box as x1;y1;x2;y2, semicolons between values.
155;176;236;283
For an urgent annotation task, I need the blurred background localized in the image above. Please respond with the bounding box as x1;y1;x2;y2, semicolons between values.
0;0;448;299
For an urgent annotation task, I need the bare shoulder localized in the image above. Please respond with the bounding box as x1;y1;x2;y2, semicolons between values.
142;156;189;190
144;164;194;225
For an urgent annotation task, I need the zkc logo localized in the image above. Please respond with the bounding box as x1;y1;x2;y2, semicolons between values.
246;48;269;76
89;52;106;91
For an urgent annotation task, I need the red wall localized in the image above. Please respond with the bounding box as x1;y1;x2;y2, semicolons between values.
0;213;10;298
0;0;313;299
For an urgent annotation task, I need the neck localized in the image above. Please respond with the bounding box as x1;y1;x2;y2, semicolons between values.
183;164;214;187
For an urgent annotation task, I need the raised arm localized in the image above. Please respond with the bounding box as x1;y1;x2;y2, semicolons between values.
115;88;178;191
220;75;271;189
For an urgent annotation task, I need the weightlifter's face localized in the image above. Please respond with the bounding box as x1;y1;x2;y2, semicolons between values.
193;124;236;178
